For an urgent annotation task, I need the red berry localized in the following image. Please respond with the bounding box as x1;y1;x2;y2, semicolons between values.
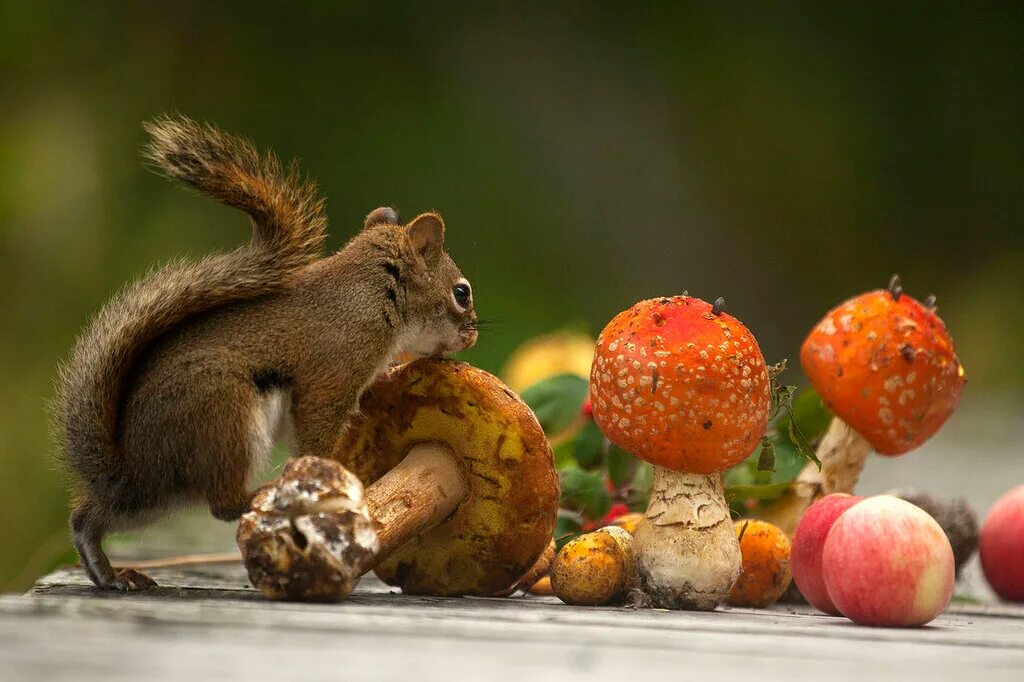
581;398;594;419
600;503;630;526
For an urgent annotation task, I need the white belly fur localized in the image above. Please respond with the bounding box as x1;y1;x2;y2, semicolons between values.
249;388;294;483
248;334;413;482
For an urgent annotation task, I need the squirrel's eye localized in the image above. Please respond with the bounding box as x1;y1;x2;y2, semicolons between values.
452;282;471;308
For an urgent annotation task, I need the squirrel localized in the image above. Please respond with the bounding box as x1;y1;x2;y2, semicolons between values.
53;115;478;590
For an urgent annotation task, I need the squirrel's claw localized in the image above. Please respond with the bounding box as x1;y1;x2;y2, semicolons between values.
112;568;158;591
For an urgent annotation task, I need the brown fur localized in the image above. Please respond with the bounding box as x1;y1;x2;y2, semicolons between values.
53;115;477;590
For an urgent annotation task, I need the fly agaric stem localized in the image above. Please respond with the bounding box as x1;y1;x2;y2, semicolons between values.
363;442;469;566
633;467;741;610
760;418;873;538
812;418;873;493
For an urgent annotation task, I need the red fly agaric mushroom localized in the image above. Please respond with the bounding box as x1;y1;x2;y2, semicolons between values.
591;295;772;610
334;358;560;596
763;276;966;537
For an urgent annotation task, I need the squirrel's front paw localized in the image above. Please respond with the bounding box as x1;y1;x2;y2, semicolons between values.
112;568;158;591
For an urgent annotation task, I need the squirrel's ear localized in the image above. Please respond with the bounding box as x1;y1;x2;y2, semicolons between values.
404;212;445;270
364;206;401;230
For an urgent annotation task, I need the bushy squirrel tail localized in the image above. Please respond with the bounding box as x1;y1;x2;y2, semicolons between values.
54;115;327;494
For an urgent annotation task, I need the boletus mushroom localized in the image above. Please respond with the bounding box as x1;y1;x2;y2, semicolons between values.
334;358;560;596
763;276;966;537
590;295;772;610
490;539;557;597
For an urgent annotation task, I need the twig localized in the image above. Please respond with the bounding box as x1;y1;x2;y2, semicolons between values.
112;552;241;569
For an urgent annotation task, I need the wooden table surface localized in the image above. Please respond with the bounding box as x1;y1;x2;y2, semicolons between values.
1;561;1022;681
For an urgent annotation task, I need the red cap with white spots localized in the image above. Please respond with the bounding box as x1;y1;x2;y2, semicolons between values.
800;282;965;455
590;296;772;474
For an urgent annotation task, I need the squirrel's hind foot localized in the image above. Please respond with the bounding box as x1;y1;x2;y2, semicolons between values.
71;499;157;591
110;568;158;591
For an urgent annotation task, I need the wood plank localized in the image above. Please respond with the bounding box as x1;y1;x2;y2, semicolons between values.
1;564;1022;682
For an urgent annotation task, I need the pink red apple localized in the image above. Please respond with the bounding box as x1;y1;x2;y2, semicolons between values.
823;495;954;627
791;493;864;614
979;484;1024;602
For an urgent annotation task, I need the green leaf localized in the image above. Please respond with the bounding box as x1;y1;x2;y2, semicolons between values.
770;441;806;483
606;443;637;489
554;509;584;550
559;467;611;520
725;481;792;502
573;420;605;469
786;388;832;444
788;412;821;467
724;447;775;488
770;388;829;468
626;461;654;511
764;362;823;468
520;373;589;435
552;437;577;469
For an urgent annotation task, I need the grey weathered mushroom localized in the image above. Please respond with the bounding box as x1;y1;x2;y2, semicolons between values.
237;456;379;602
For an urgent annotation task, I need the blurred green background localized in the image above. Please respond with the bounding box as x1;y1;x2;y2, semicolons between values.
2;3;1022;590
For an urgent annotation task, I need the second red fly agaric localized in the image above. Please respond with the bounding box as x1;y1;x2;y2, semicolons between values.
801;276;965;456
591;295;771;609
764;276;966;538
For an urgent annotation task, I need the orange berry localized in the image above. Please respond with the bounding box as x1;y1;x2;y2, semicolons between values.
728;519;793;607
611;512;644;534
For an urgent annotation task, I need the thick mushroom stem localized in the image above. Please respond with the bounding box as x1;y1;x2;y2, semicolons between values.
761;418;872;537
633;467;741;610
811;417;873;493
363;442;470;565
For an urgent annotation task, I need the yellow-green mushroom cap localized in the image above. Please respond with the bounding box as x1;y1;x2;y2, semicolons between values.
336;358;559;596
